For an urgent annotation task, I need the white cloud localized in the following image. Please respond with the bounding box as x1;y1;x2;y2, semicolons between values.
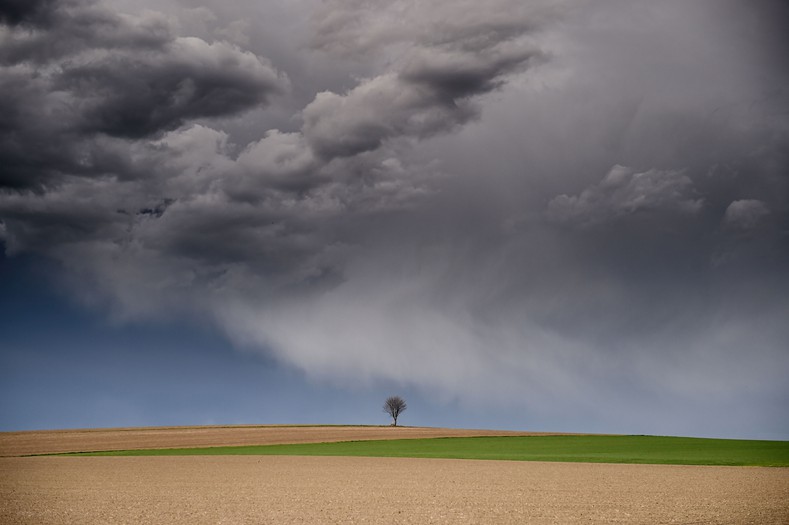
723;199;769;231
548;165;703;226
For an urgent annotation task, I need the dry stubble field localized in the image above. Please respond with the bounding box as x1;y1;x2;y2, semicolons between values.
1;426;788;524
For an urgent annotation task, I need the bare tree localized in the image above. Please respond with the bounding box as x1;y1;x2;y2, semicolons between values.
383;395;407;426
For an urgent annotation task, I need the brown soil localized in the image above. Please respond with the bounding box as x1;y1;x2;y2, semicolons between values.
2;455;787;524
1;425;786;524
0;425;567;457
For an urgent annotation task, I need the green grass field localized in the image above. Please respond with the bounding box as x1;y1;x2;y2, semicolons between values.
65;435;789;466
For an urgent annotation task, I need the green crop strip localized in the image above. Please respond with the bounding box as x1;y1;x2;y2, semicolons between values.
61;435;789;466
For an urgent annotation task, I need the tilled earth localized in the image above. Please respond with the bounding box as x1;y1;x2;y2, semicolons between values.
0;425;557;457
2;456;787;524
1;426;787;524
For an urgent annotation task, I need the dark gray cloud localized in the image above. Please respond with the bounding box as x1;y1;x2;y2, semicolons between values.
1;0;788;437
0;0;171;64
0;0;56;26
0;0;285;189
302;0;544;159
59;38;284;138
302;41;541;159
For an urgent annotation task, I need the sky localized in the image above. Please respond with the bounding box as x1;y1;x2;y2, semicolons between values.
1;0;787;439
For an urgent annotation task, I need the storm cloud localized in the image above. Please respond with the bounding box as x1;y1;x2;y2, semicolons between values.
0;0;285;189
303;0;544;158
0;0;56;26
1;0;787;437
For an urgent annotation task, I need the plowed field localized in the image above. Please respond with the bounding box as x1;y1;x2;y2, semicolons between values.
1;426;787;524
0;425;557;457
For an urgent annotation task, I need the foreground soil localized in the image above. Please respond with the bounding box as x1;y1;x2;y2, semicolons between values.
2;455;787;524
2;426;786;523
0;425;563;457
